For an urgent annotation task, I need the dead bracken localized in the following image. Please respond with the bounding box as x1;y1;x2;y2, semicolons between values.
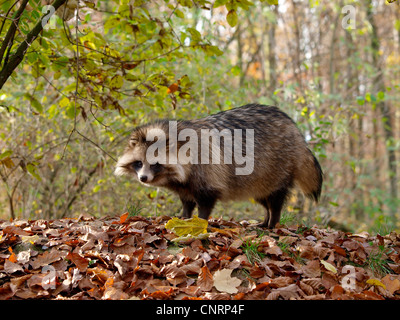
0;214;400;300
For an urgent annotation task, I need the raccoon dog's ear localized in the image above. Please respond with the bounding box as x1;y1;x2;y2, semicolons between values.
129;138;138;148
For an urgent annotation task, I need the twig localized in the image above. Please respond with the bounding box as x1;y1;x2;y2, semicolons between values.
75;130;117;162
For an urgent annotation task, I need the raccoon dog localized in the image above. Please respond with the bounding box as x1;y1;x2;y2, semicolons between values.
115;103;323;228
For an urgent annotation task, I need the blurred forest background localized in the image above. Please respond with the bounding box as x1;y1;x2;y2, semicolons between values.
0;0;399;233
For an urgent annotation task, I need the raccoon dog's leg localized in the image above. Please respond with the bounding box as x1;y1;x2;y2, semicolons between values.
197;200;216;220
257;188;289;228
181;198;196;218
188;188;218;220
256;198;270;228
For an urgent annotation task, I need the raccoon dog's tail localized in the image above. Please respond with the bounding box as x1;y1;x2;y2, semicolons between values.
295;150;323;202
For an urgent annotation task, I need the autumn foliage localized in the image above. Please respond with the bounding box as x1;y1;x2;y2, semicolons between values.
1;214;400;300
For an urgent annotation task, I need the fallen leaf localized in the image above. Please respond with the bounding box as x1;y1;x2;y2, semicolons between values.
381;275;400;294
366;278;386;290
268;284;300;300
119;212;129;224
66;252;89;272
30;250;66;269
3;225;32;236
4;259;24;274
165;215;208;237
198;265;213;292
301;259;321;278
213;269;242;294
321;260;337;274
171;232;209;243
8;247;17;263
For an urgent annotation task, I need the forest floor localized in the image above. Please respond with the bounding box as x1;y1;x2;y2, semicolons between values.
1;213;400;300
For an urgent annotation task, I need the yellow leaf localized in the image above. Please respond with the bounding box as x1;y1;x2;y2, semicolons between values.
320;260;337;274
171;232;209;243
226;10;238;27
165;215;208;237
366;278;386;290
110;75;124;89
21;234;40;244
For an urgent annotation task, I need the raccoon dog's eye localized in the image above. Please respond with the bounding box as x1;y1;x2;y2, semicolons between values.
132;161;143;170
150;162;162;172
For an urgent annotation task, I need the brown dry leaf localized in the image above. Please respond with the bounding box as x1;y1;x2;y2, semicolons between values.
87;266;114;283
321;272;338;290
210;227;241;237
269;276;294;288
356;290;385;300
268;283;300;300
103;286;129;300
301;259;321;278
302;278;323;291
381;274;400;294
330;285;348;300
181;246;200;260
30;250;66;269
198;265;213;292
3;225;32;236
299;280;314;296
66;252;89;272
4;259;24;274
297;245;315;260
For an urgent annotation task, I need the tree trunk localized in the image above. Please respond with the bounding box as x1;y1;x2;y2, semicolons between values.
366;1;397;217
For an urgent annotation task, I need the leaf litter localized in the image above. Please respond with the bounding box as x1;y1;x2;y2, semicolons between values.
1;214;400;300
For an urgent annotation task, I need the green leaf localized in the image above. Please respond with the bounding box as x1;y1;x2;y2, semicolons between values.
226;10;238;27
377;91;385;101
110;75;124;89
203;45;224;57
24;94;43;113
174;8;185;19
356;96;365;106
261;0;279;4
27;163;41;181
0;150;13;160
177;0;193;8
187;27;201;43
214;0;228;8
66;104;76;119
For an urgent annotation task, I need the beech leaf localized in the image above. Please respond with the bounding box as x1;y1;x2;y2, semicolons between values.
320;260;337;274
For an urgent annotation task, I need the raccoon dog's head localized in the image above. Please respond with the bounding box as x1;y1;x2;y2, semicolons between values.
114;122;188;187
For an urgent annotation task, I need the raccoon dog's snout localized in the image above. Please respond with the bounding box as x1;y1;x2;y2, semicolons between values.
115;103;323;228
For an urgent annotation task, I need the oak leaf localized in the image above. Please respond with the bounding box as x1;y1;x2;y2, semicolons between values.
213;269;242;294
381;275;400;294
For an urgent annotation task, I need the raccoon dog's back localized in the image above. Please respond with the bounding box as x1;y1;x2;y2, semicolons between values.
182;103;323;202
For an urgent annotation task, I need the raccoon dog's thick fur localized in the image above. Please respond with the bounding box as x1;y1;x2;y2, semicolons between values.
115;103;323;228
